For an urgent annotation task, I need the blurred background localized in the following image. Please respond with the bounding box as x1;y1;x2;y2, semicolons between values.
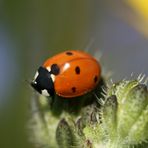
0;0;148;147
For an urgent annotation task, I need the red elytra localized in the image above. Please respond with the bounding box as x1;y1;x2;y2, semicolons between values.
43;50;101;98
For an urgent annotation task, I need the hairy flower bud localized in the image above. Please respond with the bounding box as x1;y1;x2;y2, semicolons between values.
29;78;148;148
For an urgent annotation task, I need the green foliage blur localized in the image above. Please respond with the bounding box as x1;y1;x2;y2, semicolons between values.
0;1;94;148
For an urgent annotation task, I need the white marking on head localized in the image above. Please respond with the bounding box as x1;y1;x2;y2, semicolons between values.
42;89;50;96
34;71;39;80
63;63;70;71
46;66;55;82
51;74;55;82
46;66;51;72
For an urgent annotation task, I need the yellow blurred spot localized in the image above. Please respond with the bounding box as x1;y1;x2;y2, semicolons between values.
127;0;148;19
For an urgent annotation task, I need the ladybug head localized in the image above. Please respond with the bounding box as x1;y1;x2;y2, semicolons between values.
31;66;55;97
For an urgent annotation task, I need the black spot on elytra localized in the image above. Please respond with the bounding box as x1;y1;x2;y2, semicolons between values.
66;51;73;55
72;87;76;93
51;64;60;75
75;66;80;74
94;76;98;83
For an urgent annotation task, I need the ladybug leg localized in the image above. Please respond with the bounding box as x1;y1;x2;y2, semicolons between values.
47;95;55;107
50;95;64;116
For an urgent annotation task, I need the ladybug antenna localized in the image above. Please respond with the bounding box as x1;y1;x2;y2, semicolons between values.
24;79;32;85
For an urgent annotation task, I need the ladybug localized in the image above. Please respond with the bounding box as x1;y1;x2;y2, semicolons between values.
31;50;101;98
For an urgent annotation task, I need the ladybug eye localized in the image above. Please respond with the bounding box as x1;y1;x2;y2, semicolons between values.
51;64;60;75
